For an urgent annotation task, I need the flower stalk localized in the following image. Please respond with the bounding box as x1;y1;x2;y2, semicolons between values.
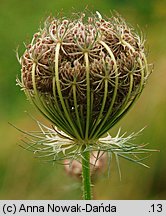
81;146;92;200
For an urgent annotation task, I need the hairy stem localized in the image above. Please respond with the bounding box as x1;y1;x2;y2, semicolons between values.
81;146;92;200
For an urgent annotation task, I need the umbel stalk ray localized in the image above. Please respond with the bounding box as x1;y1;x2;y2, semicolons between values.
17;11;153;199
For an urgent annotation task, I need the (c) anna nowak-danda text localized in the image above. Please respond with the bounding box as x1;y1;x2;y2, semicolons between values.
17;203;117;213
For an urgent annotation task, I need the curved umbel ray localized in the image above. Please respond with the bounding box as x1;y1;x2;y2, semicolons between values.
54;42;82;140
90;40;119;139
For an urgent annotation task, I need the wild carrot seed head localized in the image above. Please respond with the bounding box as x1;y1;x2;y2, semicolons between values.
20;12;151;140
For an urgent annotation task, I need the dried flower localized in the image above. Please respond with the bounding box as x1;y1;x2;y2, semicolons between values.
17;12;154;199
19;12;150;140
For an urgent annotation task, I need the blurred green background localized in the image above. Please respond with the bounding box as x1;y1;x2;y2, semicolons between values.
0;0;166;200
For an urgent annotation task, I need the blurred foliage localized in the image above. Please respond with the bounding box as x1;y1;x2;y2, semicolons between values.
0;0;166;199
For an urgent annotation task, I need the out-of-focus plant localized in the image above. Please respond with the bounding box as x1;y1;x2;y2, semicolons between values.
17;11;153;199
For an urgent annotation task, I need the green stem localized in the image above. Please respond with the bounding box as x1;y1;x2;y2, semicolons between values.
81;146;92;200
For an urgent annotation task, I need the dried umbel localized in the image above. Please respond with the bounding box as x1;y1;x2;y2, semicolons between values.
17;11;153;199
19;12;150;141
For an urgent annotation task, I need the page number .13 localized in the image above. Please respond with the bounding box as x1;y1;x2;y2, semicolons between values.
150;204;162;213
